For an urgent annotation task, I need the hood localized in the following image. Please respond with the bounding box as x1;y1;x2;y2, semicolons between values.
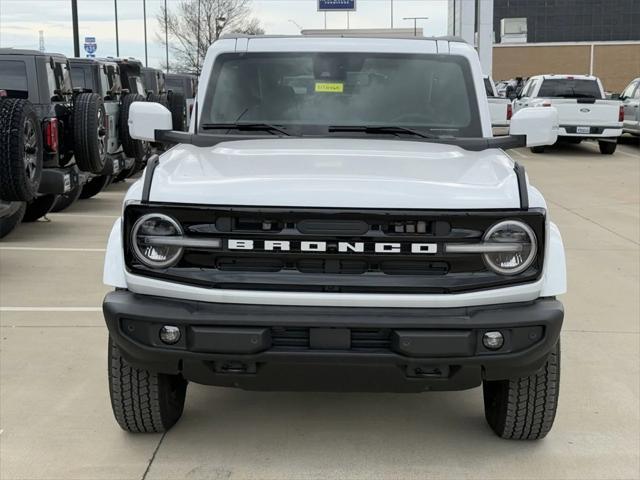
148;138;521;209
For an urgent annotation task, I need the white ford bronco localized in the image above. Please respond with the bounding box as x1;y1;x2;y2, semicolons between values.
103;35;566;440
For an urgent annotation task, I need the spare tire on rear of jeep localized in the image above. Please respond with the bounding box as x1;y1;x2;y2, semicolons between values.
0;99;43;202
119;93;148;171
73;93;108;174
167;91;186;131
148;92;169;108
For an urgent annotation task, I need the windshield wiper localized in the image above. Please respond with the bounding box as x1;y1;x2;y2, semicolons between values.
328;125;440;139
200;123;292;136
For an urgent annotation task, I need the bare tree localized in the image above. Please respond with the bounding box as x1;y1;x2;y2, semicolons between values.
157;0;263;74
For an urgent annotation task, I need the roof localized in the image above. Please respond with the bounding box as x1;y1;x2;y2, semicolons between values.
0;48;66;58
530;74;597;80
220;33;467;43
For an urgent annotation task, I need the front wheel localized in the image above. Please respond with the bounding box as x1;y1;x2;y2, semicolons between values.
483;340;560;440
598;140;617;155
108;337;187;433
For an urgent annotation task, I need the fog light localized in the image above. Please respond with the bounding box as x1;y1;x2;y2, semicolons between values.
159;325;181;345
483;331;504;350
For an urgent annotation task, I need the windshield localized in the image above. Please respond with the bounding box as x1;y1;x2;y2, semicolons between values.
538;79;602;99
200;52;481;137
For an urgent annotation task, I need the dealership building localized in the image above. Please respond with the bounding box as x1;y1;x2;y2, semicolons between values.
486;0;640;91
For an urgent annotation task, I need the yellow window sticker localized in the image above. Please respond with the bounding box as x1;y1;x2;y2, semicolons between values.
315;82;344;93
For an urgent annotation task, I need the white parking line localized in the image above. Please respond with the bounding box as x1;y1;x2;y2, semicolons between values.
0;307;102;312
0;247;106;252
48;213;120;219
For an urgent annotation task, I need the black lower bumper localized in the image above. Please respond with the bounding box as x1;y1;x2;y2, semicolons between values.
103;291;563;393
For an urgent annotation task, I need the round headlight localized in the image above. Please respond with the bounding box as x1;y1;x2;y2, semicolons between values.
482;220;537;275
131;213;183;268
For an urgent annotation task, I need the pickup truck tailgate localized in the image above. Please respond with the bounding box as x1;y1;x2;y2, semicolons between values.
541;99;621;126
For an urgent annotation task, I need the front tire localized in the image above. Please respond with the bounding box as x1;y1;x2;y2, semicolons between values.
598;140;617;155
108;337;187;433
483;340;560;440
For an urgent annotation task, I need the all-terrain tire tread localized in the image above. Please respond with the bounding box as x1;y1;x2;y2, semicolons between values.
74;93;107;173
0;99;42;201
108;338;186;433
484;341;560;440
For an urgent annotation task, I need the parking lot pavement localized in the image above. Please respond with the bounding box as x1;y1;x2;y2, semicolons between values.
1;140;639;480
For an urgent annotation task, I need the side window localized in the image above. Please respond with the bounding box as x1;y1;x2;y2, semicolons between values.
621;82;636;99
99;69;110;97
520;79;535;98
45;60;58;98
634;83;640;99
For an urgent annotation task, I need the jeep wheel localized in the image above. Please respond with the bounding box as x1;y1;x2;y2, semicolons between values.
51;182;82;212
120;93;147;168
79;175;112;199
598;140;617;155
167;91;186;131
0;99;43;201
530;146;545;154
483;340;560;440
23;194;58;222
108;336;187;433
0;202;26;239
74;93;108;174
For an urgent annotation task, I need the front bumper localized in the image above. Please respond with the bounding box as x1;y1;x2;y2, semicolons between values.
103;290;563;393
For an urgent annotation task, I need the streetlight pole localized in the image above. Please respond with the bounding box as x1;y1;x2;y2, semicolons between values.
164;0;169;72
71;0;80;57
143;0;148;66
403;16;429;37
390;0;393;28
114;0;120;56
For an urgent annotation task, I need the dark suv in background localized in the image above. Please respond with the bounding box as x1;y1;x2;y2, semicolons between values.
0;48;107;225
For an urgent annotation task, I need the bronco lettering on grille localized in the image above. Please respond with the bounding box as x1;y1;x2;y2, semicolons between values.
227;239;438;254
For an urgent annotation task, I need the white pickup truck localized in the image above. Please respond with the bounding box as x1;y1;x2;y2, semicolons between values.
484;75;511;133
513;74;623;154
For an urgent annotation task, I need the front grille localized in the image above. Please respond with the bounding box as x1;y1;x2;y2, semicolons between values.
124;204;546;293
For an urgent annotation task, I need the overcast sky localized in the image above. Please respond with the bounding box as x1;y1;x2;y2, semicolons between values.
0;0;449;68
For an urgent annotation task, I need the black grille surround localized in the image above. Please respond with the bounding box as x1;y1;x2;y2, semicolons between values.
124;204;546;294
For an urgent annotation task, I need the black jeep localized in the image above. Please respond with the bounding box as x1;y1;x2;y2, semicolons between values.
0;49;107;224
